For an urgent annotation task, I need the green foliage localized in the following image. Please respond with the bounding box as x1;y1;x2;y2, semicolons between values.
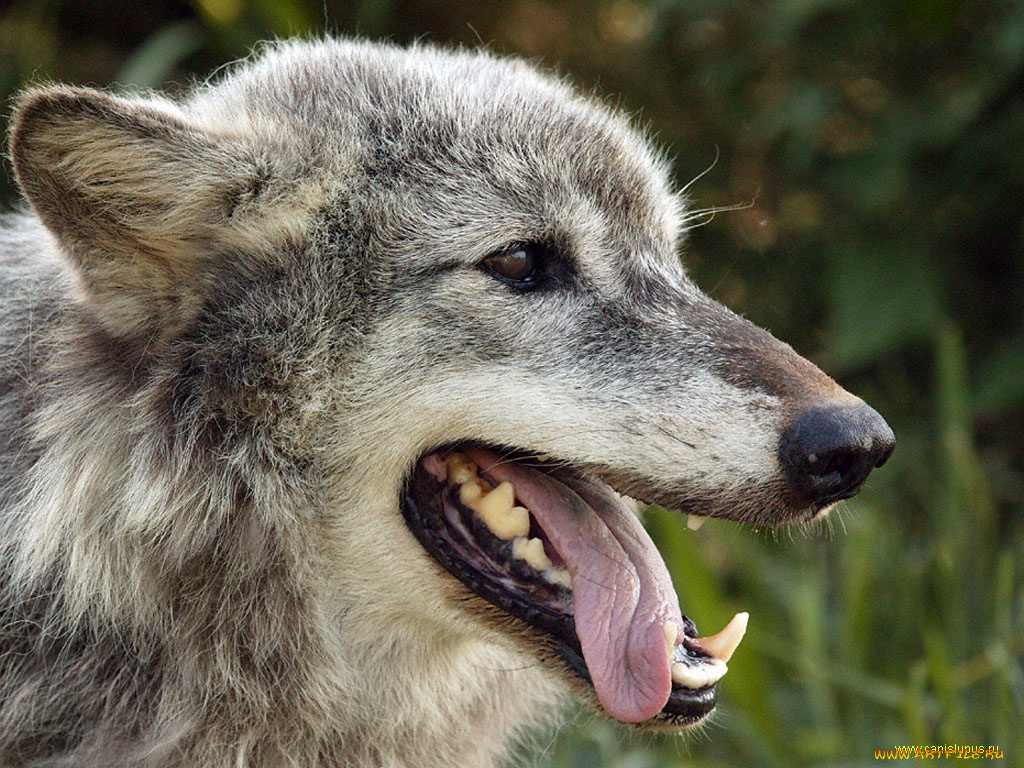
1;1;1021;764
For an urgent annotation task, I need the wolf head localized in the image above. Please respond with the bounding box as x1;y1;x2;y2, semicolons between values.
10;39;893;740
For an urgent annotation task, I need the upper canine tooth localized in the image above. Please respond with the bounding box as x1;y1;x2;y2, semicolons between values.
687;514;707;531
470;482;528;539
694;612;749;662
663;622;678;657
447;452;477;484
621;495;644;515
512;536;551;570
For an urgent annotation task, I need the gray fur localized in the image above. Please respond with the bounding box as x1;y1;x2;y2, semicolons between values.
0;38;858;767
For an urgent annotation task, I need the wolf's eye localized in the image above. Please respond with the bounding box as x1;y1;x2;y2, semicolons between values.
481;244;541;287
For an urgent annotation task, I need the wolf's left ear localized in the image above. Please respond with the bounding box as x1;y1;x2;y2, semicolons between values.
10;85;274;338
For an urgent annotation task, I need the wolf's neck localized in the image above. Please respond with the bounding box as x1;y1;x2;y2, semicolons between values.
3;406;563;767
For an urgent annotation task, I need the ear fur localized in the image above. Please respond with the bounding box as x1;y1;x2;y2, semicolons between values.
9;86;269;339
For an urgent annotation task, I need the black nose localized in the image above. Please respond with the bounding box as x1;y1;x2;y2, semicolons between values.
780;403;895;506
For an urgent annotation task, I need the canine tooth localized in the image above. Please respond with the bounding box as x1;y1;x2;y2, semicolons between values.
512;536;552;571
447;452;477;484
671;659;727;689
663;622;678;657
687;514;706;531
544;567;572;589
459;480;484;505
694;612;749;663
621;495;644;515
471;483;528;539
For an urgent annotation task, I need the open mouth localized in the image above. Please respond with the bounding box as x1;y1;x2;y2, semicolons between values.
401;444;748;725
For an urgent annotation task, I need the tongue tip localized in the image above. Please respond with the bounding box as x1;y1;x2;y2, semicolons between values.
605;699;668;724
598;682;671;723
590;620;675;723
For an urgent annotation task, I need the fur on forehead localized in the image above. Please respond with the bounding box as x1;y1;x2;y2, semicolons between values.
187;38;684;253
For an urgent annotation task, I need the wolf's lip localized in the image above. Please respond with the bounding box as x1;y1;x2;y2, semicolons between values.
401;444;725;725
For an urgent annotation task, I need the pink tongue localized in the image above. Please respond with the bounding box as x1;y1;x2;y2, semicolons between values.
466;449;683;723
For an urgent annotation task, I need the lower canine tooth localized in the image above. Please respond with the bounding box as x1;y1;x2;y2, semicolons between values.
512;536;552;570
694;612;749;662
687;514;706;531
471;482;528;539
671;659;727;689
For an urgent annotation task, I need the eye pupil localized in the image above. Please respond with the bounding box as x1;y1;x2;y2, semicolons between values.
483;245;539;284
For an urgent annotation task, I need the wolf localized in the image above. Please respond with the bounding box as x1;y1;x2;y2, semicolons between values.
0;38;894;767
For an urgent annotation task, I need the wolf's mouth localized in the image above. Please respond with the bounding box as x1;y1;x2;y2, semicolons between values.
401;445;748;725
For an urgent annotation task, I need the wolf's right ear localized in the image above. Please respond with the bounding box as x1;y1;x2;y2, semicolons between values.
10;85;276;339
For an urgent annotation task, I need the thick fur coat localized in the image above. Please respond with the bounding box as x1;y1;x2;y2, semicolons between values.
0;38;892;767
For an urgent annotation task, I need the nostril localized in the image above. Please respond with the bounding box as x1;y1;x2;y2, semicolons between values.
780;403;895;505
807;449;854;480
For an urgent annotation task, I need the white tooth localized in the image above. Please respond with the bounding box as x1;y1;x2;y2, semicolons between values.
459;479;484;505
512;536;552;570
544;567;572;589
447;452;477;484
621;495;644;515
687;514;707;531
471;482;528;539
671;659;727;689
663;622;678;657
694;612;749;663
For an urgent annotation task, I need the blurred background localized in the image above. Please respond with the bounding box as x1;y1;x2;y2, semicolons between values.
1;1;1022;765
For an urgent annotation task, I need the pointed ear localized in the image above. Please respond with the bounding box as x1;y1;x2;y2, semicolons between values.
10;85;273;339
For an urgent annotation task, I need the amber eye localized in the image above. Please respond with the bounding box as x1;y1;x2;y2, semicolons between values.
481;244;541;286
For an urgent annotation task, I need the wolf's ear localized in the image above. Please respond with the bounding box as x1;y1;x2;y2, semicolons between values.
10;85;271;339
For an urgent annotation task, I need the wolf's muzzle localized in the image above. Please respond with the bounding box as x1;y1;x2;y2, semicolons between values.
780;403;896;507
